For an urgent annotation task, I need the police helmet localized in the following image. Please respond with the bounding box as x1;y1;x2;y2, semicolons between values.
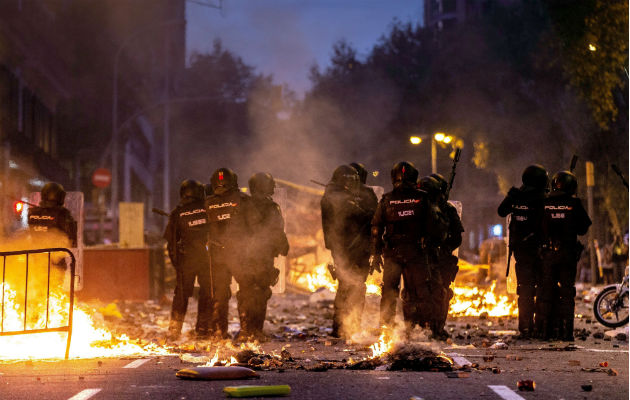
210;168;238;192
179;179;205;201
430;173;448;195
522;164;549;190
249;172;275;197
418;176;442;200
551;170;577;196
350;162;368;184
331;165;360;191
41;182;66;206
391;161;418;187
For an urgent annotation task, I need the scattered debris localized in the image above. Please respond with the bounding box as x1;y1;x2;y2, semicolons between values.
581;385;593;392
445;371;470;378
517;380;535;391
176;366;260;380
599;361;609;367
489;341;508;350
223;384;291;398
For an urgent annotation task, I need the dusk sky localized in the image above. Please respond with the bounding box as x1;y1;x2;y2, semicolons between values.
186;0;424;96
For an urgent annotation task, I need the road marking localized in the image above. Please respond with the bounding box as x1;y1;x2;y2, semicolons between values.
488;385;526;400
123;359;150;368
584;348;629;353
67;389;102;400
446;353;472;367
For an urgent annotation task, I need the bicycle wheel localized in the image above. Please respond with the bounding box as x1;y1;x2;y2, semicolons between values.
593;286;629;328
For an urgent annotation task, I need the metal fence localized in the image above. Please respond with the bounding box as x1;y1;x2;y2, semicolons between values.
0;248;76;359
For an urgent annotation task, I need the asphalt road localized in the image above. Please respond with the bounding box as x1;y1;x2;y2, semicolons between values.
0;336;627;400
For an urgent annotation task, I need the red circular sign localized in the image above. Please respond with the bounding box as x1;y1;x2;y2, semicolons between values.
92;168;112;188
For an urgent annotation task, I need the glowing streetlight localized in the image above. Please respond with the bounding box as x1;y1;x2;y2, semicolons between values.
409;136;422;145
442;135;453;144
434;132;445;142
588;43;597;52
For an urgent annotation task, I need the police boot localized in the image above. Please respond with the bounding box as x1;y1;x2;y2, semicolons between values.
430;320;450;341
562;318;574;342
167;320;183;341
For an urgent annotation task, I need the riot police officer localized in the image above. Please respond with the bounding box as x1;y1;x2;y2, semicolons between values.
28;182;77;247
417;175;457;338
429;173;464;336
205;168;259;339
371;162;444;336
238;172;289;340
536;171;591;341
321;165;374;338
497;165;548;338
163;179;211;340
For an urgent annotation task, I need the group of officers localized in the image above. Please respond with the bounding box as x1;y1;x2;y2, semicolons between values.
322;161;463;340
23;160;590;344
163;169;289;341
499;165;591;341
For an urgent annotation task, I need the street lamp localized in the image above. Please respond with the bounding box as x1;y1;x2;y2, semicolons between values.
410;133;458;173
111;19;183;240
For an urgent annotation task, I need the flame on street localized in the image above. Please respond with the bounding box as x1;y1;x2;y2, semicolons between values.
291;262;517;318
290;262;382;295
370;332;393;358
0;281;169;360
449;281;518;317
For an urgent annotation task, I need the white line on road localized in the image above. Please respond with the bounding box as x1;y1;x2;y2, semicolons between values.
123;358;150;368
488;385;526;400
584;348;629;353
67;388;102;400
446;353;472;367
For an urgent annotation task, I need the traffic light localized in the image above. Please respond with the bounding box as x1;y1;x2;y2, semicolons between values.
13;201;24;215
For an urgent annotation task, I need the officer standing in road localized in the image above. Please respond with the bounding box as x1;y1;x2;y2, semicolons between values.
27;182;78;292
536;171;591;341
163;180;212;341
429;173;464;337
238;172;289;340
321;165;374;338
497;165;548;339
417;175;455;339
371;162;443;336
28;182;77;247
205;168;259;339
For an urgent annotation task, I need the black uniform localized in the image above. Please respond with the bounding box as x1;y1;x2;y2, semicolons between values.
371;181;439;331
537;191;591;340
28;204;77;247
321;176;376;338
206;185;259;338
239;192;289;338
497;186;546;336
435;201;463;332
163;198;211;338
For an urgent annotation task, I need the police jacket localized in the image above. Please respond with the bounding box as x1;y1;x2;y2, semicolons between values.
163;198;209;267
205;188;259;247
498;185;545;246
249;194;290;259
540;191;591;247
321;183;373;260
370;183;434;256
28;202;77;247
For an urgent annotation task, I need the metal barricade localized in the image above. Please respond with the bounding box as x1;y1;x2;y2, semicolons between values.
0;248;76;359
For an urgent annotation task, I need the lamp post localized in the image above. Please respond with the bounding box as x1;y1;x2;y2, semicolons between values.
111;19;182;240
409;132;454;173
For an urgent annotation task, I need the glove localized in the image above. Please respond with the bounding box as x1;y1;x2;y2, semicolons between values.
369;254;383;274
